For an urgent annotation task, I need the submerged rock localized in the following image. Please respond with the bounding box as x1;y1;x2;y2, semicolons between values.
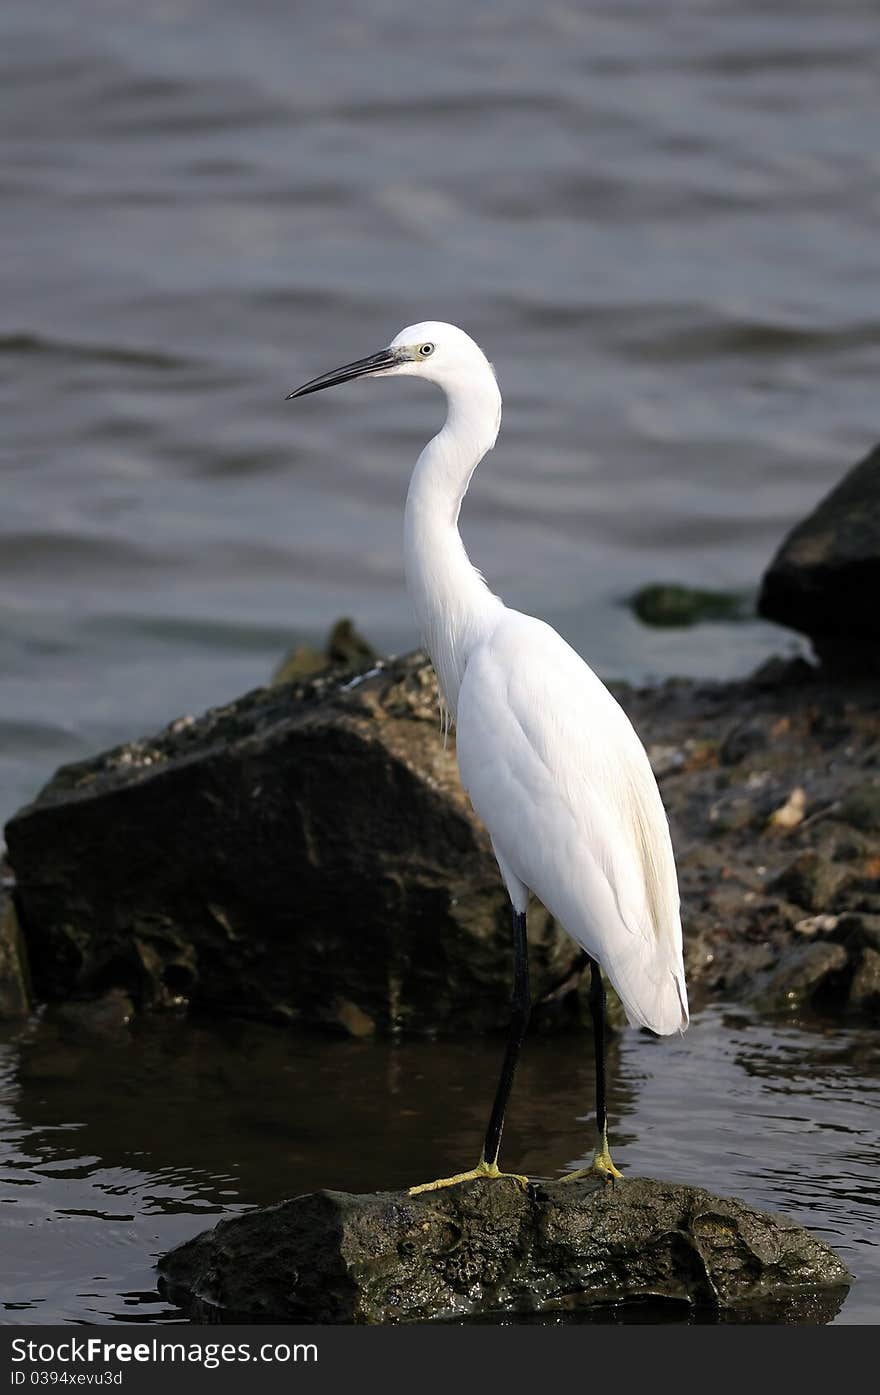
630;583;747;628
4;653;575;1034
157;1176;851;1324
758;441;880;670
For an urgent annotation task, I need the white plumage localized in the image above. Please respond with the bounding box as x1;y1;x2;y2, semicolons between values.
289;318;688;1187
393;320;688;1038
457;614;688;1035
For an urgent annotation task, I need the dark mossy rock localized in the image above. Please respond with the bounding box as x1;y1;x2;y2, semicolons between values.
157;1176;851;1325
767;850;852;913
272;617;377;686
848;947;880;1014
754;941;850;1013
758;442;880;670
837;782;880;835
4;653;578;1035
719;720;769;766
0;885;30;1020
630;583;747;629
7;623;880;1030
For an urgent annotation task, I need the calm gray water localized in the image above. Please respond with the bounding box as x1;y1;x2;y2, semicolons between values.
1;1006;877;1323
2;0;879;1326
3;0;880;822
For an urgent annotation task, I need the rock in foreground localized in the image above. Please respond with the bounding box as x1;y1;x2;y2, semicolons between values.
157;1176;851;1324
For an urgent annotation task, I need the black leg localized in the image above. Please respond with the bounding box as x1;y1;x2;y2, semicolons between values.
558;956;621;1183
588;956;608;1143
481;908;531;1168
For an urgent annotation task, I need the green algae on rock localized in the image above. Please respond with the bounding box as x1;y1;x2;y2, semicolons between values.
630;583;748;629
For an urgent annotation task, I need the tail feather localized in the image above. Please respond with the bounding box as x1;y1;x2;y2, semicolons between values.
602;934;689;1036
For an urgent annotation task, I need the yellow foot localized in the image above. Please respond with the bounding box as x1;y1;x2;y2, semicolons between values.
561;1148;623;1186
409;1157;529;1196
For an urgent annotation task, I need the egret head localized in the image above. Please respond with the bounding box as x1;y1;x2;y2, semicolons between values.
286;321;496;400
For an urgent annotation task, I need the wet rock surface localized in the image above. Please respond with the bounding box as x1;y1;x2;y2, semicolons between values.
4;654;571;1035
624;663;880;1022
758;441;880;669
5;649;880;1029
156;1176;851;1324
0;882;30;1020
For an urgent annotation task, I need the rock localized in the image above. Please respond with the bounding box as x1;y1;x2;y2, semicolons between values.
707;792;761;836
758;441;880;669
767;851;850;912
848;948;880;1016
54;987;135;1036
719;721;768;767
837;782;880;835
647;744;685;779
837;913;880;952
0;885;30;1019
6;634;880;1028
767;787;807;834
747;655;816;690
755;941;849;1012
4;653;573;1034
156;1176;851;1324
630;583;746;629
271;644;329;684
272;618;377;687
793;914;839;938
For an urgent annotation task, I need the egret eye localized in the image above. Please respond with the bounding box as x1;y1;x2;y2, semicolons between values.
419;343;435;357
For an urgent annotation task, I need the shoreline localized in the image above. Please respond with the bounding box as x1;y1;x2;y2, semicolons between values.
3;647;878;1032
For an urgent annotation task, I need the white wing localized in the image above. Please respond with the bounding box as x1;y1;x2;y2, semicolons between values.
456;610;688;1035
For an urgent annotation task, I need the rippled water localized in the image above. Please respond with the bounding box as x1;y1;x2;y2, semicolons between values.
1;1006;876;1324
3;1;879;1327
3;0;880;821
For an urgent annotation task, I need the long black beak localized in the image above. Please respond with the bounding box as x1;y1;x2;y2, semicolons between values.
285;347;400;399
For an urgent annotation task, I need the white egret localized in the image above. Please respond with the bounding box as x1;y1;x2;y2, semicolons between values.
287;322;688;1190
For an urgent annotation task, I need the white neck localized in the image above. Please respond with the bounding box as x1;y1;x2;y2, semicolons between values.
403;368;504;717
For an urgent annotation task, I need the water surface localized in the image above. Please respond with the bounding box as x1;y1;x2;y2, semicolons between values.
1;1007;876;1323
2;1;879;1327
3;1;880;820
